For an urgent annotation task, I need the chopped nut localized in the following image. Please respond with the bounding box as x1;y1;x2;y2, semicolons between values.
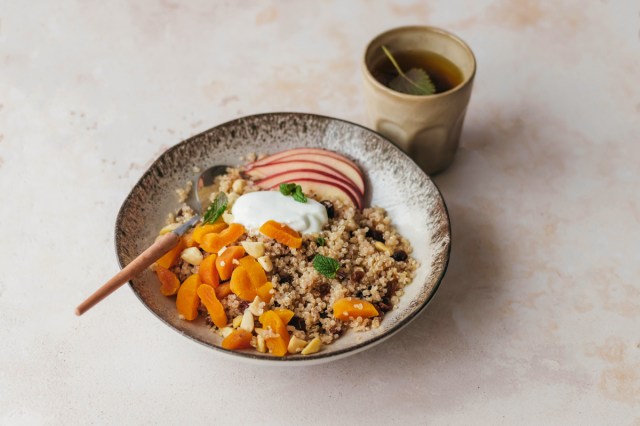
248;296;265;316
287;336;308;354
241;241;265;258
257;255;273;272
301;337;322;355
374;241;392;255
232;179;246;193
232;315;243;328
159;223;180;235
180;247;203;265
227;192;239;207
222;212;234;224
240;309;254;332
220;327;234;338
256;334;266;353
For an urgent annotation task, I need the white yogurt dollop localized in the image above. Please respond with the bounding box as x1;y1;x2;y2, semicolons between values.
231;191;329;235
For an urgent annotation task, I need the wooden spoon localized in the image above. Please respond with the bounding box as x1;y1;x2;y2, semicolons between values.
75;165;229;316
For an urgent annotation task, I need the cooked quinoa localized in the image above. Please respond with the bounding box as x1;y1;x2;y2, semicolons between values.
165;166;417;346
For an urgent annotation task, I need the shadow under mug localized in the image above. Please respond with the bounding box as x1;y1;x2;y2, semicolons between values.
361;26;476;175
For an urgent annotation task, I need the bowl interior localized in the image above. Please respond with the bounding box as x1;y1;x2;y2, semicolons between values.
115;113;450;363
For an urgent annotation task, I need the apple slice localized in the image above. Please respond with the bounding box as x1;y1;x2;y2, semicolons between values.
255;171;362;208
249;148;359;169
246;148;365;195
245;160;363;196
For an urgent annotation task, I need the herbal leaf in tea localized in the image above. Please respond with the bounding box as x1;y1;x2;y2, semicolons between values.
381;45;436;96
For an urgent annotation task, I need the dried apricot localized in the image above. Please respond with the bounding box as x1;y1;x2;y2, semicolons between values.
176;274;201;321
259;220;302;249
332;297;378;320
155;266;180;296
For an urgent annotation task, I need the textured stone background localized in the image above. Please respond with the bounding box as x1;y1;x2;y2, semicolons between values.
1;1;639;424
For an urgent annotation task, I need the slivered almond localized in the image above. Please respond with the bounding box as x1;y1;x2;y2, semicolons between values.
301;337;322;355
240;309;254;332
232;315;243;328
257;255;273;272
374;241;392;255
256;334;266;353
248;296;265;316
287;336;308;354
180;247;203;265
220;327;234;338
241;241;265;258
222;212;234;224
232;179;246;193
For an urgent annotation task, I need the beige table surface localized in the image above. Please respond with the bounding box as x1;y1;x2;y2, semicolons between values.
1;1;639;424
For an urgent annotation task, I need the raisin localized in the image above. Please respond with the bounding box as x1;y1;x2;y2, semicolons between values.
385;280;397;298
351;268;364;282
316;282;330;296
329;326;343;335
336;269;347;280
392;250;408;262
376;301;392;313
321;200;335;218
366;228;384;242
289;316;305;331
279;273;292;284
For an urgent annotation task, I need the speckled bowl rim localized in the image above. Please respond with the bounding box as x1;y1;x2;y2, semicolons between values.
115;112;451;363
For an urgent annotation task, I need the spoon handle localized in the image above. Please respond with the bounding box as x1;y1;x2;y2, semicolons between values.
75;215;201;316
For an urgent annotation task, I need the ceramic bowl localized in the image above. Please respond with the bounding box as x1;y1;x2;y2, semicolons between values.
115;112;451;365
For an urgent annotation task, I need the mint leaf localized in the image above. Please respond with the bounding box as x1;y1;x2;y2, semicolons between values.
316;236;326;246
382;45;436;96
280;182;307;203
292;185;307;203
389;68;436;96
279;183;297;196
313;254;340;278
203;192;227;224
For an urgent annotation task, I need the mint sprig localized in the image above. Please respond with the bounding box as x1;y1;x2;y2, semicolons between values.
316;236;326;246
279;182;307;203
382;45;436;96
292;185;307;203
313;254;340;278
203;192;228;224
279;183;297;196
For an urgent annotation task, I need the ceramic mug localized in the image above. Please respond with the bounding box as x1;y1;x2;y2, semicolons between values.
361;26;476;174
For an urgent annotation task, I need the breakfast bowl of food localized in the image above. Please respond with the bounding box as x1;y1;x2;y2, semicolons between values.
115;112;450;364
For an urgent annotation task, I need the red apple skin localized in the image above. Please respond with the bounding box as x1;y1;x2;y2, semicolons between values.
246;148;365;194
245;160;364;196
245;148;365;190
249;148;359;169
255;172;362;208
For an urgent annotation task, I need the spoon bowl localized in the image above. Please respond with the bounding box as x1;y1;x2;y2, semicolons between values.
194;165;230;212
